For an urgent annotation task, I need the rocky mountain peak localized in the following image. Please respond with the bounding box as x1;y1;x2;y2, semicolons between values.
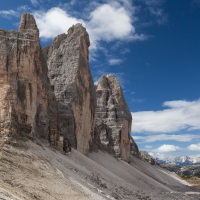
0;12;138;159
94;74;132;162
140;151;156;165
19;13;39;32
0;13;59;148
43;23;95;155
67;23;90;59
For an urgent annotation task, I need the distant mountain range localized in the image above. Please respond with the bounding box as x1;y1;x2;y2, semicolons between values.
152;154;200;166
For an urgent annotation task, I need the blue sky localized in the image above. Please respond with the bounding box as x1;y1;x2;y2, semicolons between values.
0;0;200;157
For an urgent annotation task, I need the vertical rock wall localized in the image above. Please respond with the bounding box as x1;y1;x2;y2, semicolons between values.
0;12;138;159
44;24;96;155
130;137;140;159
94;74;132;162
0;13;59;146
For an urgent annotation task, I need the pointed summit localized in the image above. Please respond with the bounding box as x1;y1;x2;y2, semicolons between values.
43;23;95;155
19;13;39;32
94;74;132;162
0;12;59;147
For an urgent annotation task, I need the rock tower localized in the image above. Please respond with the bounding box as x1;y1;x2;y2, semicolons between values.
43;24;96;155
0;13;59;146
94;74;132;162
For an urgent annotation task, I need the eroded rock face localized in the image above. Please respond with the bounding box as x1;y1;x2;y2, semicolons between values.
44;24;96;155
94;74;132;162
130;137;140;159
140;151;156;165
0;13;59;146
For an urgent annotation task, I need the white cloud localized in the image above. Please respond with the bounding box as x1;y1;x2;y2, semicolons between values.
0;10;19;18
133;134;200;143
188;143;200;151
163;100;193;108
108;58;123;66
132;99;200;133
154;144;180;153
33;2;145;49
88;4;133;44
145;145;152;149
33;8;85;39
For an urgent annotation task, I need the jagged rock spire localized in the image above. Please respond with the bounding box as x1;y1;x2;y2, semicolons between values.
130;137;140;158
94;74;132;162
43;23;95;155
0;13;59;147
19;12;39;32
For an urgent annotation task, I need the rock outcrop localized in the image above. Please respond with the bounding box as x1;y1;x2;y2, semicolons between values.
140;151;156;165
130;137;140;158
43;24;96;155
0;13;59;146
94;74;132;162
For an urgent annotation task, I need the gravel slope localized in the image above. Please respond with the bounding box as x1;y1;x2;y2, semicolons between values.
0;140;199;200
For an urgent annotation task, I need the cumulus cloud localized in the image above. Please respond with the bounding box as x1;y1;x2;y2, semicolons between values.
132;99;200;133
133;133;200;143
87;3;145;48
32;2;145;49
34;8;85;39
188;143;200;151
154;144;181;153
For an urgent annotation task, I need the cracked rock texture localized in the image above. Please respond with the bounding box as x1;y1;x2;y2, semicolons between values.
43;24;96;155
0;13;59;147
94;74;132;162
140;151;156;165
130;137;140;159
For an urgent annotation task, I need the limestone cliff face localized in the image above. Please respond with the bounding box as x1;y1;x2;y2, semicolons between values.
94;74;132;162
0;13;59;146
140;151;156;165
130;137;140;159
44;24;96;155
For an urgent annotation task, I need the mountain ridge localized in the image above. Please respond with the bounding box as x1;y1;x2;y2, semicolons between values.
152;154;200;166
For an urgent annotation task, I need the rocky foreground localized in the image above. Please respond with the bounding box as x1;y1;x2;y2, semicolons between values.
0;13;200;200
0;139;200;200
